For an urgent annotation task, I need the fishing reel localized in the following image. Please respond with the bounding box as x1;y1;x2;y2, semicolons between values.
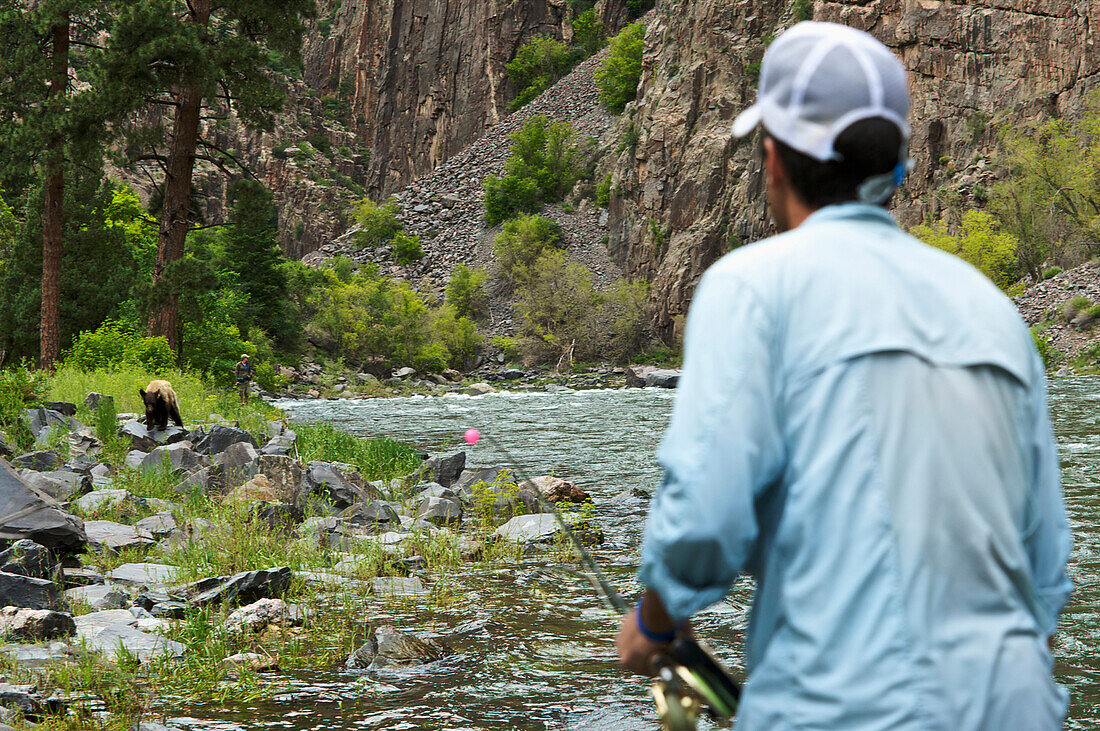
651;666;701;731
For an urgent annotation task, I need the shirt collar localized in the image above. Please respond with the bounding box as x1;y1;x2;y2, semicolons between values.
800;202;898;229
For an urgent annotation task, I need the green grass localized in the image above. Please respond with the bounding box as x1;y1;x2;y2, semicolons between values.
293;421;421;479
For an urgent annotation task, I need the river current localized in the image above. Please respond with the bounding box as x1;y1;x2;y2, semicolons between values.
174;379;1100;730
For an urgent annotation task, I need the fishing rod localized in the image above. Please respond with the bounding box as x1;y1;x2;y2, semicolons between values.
461;428;741;731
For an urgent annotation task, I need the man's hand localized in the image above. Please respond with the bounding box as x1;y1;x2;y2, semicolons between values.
616;589;689;676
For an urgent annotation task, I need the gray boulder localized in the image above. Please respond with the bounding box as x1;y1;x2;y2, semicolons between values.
119;420;187;451
64;584;129;611
339;500;400;527
171;465;223;497
10;450;62;472
75;610;184;661
0;607;75;641
19;470;89;501
259;429;296;456
493;514;561;544
43;402;76;417
625;365;658;388
224;598;290;633
0;540;54;579
135;512;178;538
254;455;302;503
417;496;462;525
22;407;79;441
0;571;63;609
421;452;465;488
83;520;155;552
298;462;368;509
0;681;50;717
192;425;256;456
74;489;149;518
0;460;85;554
180;566;292;607
215;441;259;488
140;443;203;475
108;562;179;587
82;392;112;412
644;369;681;389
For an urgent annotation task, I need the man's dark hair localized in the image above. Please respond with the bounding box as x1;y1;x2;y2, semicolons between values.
766;117;903;209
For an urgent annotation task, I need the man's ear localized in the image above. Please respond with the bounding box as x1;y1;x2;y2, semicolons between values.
763;136;785;188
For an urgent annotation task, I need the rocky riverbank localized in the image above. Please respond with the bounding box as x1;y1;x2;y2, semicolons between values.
0;392;612;728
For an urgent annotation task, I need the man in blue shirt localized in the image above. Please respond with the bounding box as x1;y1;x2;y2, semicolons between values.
616;22;1072;729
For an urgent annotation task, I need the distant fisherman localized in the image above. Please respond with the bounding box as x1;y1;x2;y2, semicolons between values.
235;354;252;404
616;21;1072;729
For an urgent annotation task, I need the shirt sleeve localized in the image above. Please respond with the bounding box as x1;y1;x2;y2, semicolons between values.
637;270;785;623
1024;353;1073;636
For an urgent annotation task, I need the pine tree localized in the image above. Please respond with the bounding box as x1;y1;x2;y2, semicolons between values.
102;0;316;352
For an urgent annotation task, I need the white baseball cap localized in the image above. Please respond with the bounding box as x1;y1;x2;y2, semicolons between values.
732;22;911;164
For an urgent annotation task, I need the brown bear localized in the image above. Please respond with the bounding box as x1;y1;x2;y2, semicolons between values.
140;380;183;431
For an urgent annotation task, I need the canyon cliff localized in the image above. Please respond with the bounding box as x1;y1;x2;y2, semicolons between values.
604;0;1100;339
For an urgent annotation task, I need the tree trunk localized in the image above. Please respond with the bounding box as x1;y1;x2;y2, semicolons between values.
147;0;210;352
39;14;68;372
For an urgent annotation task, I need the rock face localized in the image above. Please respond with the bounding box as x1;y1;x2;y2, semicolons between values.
303;0;569;198
605;0;1100;340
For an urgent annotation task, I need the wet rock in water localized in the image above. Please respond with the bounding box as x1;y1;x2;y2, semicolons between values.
501;368;525;380
215;441;260;488
519;476;591;508
224;598;290;633
10;450;62;472
19;470;90;502
422;451;465;488
192;425;257;456
140;443;203;475
225;474;277;504
135;511;178;538
180;566;292;607
74;489;149;518
83;520;155;552
643;369;681;389
462;382;494;396
218;651;278;674
0;540;54;579
0;461;85;554
371;576;427;597
74;610;184;661
0;607;75;641
82;392;111;412
417;496;462;525
345;626;450;670
108;563;179;587
0;571;63;609
493;514;561;544
119;421;188;451
260;429;296;456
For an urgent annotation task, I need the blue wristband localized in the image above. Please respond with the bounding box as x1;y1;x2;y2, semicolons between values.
635;597;677;643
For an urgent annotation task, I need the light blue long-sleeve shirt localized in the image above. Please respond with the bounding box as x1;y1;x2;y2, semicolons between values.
639;203;1073;729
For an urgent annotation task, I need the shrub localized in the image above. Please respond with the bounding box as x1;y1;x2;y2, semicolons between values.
1063;296;1092;321
1087;304;1100;321
307;132;331;156
596;174;612;207
1042;266;1064;280
0;365;46;448
912;210;1021;290
493;215;562;286
1031;327;1063;370
626;0;654;17
515;250;602;365
792;0;813;21
490;336;519;361
391;231;424;265
445;264;489;321
506;36;575;111
65;321;176;372
573;10;606;56
595;22;645;114
432;305;483;369
483;116;583;225
352;198;403;248
602;279;651;361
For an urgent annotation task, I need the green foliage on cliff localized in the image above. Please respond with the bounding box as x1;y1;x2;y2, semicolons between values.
595;21;645;114
391;231;424;265
353;198;404;248
626;0;656;18
446;264;489;321
792;0;813;22
573;10;606;57
493;214;562;287
912;210;1022;291
506;36;575;111
483;116;583;225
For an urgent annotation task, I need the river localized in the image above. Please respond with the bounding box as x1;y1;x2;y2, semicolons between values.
177;379;1099;730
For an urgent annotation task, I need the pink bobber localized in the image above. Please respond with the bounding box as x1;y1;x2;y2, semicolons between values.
464;428;480;445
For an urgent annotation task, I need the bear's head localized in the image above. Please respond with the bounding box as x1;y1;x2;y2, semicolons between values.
139;388;163;424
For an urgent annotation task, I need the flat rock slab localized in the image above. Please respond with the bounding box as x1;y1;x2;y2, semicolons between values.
65;584;129;611
135;511;179;538
108;562;179;587
0;607;75;641
181;566;292;606
192;425;256;456
83;521;155;552
81;622;184;662
9;450;62;472
295;570;370;591
74;489;149;517
493;514;560;544
371;577;427;597
0;461;85;554
19;471;89;502
120;421;188;451
0;571;63;610
0;641;81;667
